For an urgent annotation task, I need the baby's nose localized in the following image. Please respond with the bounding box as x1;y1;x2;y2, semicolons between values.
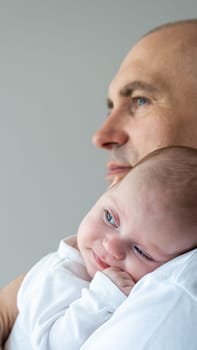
103;235;125;260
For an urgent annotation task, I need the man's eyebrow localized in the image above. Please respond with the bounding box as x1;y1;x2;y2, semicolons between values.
106;80;159;108
119;80;159;97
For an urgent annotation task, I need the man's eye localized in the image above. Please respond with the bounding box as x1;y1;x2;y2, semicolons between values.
131;96;149;109
136;97;147;106
104;210;118;228
133;245;154;262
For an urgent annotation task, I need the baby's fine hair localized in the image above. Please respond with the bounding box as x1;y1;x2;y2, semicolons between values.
135;146;197;227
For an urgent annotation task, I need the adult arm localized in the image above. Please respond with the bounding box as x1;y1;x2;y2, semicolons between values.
0;274;25;345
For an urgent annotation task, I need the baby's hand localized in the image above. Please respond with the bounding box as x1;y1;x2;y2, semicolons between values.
103;267;135;296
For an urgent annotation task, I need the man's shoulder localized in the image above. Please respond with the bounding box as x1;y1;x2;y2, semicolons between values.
154;248;197;297
173;248;197;298
128;248;197;303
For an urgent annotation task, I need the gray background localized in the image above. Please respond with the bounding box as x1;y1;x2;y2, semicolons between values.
0;0;196;286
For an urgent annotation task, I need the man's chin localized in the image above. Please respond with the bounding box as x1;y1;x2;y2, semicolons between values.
106;173;129;186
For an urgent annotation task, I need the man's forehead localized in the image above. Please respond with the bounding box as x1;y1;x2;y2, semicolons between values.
108;33;173;97
121;23;197;70
108;57;166;99
108;26;197;99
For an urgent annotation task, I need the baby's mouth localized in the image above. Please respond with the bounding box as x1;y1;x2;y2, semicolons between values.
93;252;111;270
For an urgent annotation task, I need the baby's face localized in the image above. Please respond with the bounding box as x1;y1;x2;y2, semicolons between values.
77;167;197;281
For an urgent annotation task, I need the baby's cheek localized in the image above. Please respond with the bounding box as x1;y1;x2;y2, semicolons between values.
125;258;147;282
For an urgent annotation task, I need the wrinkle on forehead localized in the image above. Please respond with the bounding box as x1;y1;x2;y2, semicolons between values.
121;23;197;84
109;59;170;102
108;24;197;106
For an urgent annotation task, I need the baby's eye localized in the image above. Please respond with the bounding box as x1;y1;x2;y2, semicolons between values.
104;209;118;228
133;245;154;262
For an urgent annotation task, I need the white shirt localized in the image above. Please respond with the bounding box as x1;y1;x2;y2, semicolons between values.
81;247;197;350
5;242;197;350
4;240;125;350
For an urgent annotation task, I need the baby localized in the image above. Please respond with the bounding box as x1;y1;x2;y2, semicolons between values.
5;146;197;350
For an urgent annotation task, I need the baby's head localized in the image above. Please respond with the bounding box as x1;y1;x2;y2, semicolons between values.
78;146;197;281
135;145;197;235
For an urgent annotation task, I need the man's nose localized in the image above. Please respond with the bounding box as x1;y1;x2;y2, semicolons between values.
92;113;129;150
102;235;126;260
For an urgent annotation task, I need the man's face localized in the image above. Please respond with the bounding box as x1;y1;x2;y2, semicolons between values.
93;28;197;183
77;166;196;281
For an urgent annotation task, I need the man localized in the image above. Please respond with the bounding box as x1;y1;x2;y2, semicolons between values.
1;19;197;349
93;20;197;182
